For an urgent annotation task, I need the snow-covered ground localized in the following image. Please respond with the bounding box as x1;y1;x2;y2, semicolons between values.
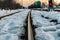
1;9;60;40
0;9;25;17
0;9;30;40
31;10;60;40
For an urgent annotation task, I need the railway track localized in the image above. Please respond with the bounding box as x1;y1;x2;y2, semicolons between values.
0;10;35;40
27;10;34;40
0;10;25;20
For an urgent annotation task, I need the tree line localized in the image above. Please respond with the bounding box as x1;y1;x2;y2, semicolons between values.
0;0;24;9
0;0;42;9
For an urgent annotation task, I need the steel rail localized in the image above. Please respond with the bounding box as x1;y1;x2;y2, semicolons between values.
28;10;34;40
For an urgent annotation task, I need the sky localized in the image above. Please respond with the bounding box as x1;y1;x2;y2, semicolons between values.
13;0;60;7
54;0;60;5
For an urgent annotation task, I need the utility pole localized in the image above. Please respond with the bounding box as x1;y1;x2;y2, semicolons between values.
21;0;23;9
